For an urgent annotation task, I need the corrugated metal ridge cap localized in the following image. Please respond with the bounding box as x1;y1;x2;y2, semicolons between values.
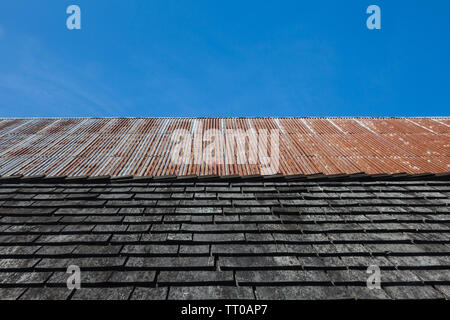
0;116;449;120
0;172;448;184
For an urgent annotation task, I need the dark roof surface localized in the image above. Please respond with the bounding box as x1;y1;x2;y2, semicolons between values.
0;117;449;177
0;173;449;300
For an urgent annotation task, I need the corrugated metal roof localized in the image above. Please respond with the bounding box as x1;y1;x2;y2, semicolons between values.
0;117;448;176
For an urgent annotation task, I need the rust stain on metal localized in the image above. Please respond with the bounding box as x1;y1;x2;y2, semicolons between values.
0;117;448;177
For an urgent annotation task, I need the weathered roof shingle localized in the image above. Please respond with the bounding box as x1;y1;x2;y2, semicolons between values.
0;174;449;300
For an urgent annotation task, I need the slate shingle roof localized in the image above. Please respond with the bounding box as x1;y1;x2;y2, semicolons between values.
0;173;449;300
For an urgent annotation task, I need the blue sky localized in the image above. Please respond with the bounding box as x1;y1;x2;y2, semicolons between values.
0;0;449;117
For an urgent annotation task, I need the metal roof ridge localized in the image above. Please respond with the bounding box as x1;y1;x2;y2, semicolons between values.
0;116;449;120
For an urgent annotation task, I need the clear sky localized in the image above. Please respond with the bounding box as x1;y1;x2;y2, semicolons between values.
0;1;449;117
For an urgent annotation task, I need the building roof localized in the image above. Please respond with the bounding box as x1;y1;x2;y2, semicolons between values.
0;117;448;177
0;117;449;300
0;174;449;300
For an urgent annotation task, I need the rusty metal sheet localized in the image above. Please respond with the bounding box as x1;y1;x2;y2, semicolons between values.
0;117;448;177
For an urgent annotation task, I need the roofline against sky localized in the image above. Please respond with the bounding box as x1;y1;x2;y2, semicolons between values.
0;116;449;120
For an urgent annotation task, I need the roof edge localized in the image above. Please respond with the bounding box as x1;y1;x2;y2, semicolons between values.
0;116;449;120
0;172;449;184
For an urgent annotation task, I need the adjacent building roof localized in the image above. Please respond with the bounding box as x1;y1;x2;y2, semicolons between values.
0;117;448;177
0;174;449;300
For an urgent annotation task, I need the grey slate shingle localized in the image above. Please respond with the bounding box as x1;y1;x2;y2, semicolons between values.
71;287;133;300
255;286;352;300
168;286;255;300
383;286;445;299
131;287;168;300
19;288;72;300
0;288;27;300
158;271;234;284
